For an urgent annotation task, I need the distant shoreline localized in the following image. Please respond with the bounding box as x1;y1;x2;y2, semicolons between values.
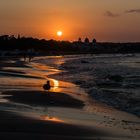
0;35;140;55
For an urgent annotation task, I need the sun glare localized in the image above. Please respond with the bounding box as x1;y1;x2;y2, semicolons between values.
57;31;63;37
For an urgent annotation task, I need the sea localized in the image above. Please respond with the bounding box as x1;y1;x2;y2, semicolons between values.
0;53;140;117
34;53;140;116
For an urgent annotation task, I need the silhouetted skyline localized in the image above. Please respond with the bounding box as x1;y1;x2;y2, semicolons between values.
0;0;140;42
0;35;140;55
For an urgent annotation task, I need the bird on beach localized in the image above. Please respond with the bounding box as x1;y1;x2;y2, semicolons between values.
43;80;51;91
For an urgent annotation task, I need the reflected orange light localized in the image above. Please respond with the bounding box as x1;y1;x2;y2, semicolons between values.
41;116;64;123
50;79;59;90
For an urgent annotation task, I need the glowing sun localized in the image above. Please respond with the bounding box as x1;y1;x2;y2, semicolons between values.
57;31;63;37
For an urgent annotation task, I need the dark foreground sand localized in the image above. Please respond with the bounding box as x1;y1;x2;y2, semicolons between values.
2;90;84;108
0;110;94;140
0;91;110;140
1;90;140;140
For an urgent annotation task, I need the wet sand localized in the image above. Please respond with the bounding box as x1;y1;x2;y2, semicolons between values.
1;90;139;140
2;90;84;108
0;110;94;140
0;56;140;140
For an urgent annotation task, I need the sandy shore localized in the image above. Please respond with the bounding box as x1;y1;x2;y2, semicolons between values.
0;110;95;140
2;90;84;108
0;90;115;139
0;56;140;140
1;90;139;140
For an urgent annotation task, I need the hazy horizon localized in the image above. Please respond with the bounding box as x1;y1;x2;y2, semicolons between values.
0;0;140;42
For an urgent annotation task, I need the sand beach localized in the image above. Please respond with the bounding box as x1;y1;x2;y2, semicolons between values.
0;55;140;140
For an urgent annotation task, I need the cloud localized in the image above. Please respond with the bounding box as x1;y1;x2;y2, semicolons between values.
125;9;140;14
105;11;120;18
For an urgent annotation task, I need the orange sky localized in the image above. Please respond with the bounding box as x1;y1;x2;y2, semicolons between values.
0;0;140;42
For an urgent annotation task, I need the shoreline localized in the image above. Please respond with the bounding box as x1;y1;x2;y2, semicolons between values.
0;55;140;139
48;54;140;117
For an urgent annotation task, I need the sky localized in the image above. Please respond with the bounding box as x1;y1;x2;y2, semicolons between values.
0;0;140;42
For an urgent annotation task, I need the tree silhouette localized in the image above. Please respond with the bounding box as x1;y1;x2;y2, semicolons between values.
0;34;140;54
78;37;82;42
84;37;89;44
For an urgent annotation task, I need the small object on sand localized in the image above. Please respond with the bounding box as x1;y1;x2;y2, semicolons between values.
43;80;51;91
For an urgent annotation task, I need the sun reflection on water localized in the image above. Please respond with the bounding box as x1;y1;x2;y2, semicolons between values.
49;79;59;91
41;116;64;123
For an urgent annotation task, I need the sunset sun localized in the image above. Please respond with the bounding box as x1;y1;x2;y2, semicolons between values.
57;31;63;37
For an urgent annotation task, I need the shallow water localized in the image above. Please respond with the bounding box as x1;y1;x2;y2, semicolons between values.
48;54;140;116
0;54;140;117
0;56;87;104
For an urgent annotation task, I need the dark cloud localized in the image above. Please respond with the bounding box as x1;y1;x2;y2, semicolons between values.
105;11;120;18
125;9;140;14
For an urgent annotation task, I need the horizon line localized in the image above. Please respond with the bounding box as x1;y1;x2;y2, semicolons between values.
0;34;140;43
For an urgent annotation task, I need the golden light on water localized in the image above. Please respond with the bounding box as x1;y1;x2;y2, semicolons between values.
50;79;59;90
41;116;64;123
